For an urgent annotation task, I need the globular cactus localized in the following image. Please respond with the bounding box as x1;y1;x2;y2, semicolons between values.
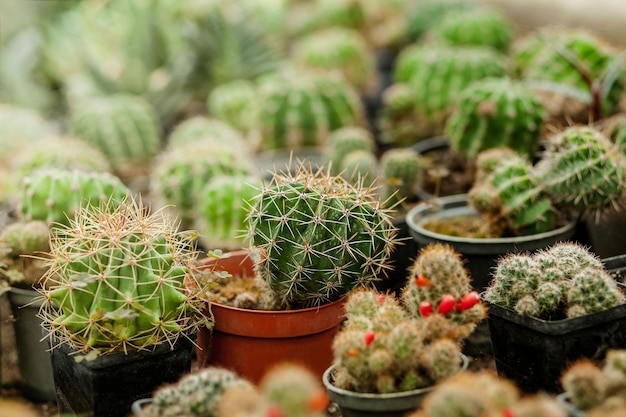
535;125;626;213
0;103;56;153
206;79;259;133
195;175;262;251
255;69;366;151
0;221;50;287
379;147;420;207
68;94;162;180
405;0;477;42
246;164;398;308
485;242;624;319
145;367;252;417
340;150;378;188
292;27;376;93
327;126;376;175
38;196;212;354
446;77;545;158
166;116;248;150
19;168;130;227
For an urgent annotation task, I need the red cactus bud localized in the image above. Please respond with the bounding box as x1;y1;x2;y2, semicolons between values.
377;294;386;305
308;391;329;411
267;405;284;417
415;275;431;287
501;408;515;417
364;330;375;346
456;291;480;311
437;294;456;314
347;348;359;357
419;301;433;317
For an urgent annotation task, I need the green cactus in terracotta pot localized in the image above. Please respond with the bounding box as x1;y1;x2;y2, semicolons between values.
245;163;399;309
37;195;212;354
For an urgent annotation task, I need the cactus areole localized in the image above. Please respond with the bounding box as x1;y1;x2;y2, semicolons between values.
246;165;398;309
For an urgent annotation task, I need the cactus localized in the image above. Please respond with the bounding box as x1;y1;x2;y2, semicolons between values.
195;175;262;251
535;125;626;213
485;242;624;319
327;126;376;175
255;69;366;151
446;77;545;158
292;27;376;93
379;147;420;207
340;150;378;187
405;0;477;42
38;196;212;354
68;94;162;180
145;367;252;417
19;168;130;227
0;221;50;288
245;164;398;308
166;115;248;150
206;79;259;133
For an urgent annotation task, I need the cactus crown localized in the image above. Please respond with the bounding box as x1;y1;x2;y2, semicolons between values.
38;196;212;355
246;163;398;309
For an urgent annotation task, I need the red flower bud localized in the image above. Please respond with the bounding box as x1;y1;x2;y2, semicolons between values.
456;291;480;311
377;294;386;305
364;330;376;346
415;275;431;287
437;294;456;314
419;301;433;317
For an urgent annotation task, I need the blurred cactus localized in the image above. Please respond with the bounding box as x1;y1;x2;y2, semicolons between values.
166;116;248;150
327;126;376;175
405;0;477;42
0;221;50;288
379;147;420;207
206;79;259;133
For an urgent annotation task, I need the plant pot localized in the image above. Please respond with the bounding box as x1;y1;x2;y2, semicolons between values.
484;281;626;394
322;354;469;417
196;250;346;384
50;335;194;417
7;287;56;402
582;206;626;258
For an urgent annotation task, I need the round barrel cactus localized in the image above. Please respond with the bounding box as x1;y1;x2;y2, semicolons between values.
166;115;248;150
379;147;420;207
246;164;398;308
327;126;376;175
38;196;211;354
206;79;259;133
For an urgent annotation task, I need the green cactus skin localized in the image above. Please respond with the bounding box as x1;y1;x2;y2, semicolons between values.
0;220;51;287
535;126;626;213
38;197;211;354
246;165;398;308
513;28;626;119
379;147;420;207
327;126;376;176
446;77;545;158
256;70;365;151
152;139;251;227
19;168;130;227
340;150;378;187
405;0;477;42
0;104;56;153
430;8;514;53
146;367;251;417
195;175;262;251
292;27;376;93
68;94;162;178
486;242;624;320
206;79;259;133
166;115;249;150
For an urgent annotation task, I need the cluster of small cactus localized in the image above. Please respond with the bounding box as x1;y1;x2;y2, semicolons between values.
561;349;626;415
245;163;398;309
330;244;485;394
406;370;568;417
38;196;212;354
485;242;625;319
446;77;545;159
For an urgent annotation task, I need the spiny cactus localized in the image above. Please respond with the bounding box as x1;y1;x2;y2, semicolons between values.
0;103;56;153
38;196;212;354
68;93;162;180
485;242;624;319
340;149;378;188
19;168;130;227
206;79;260;133
145;367;251;417
0;221;50;287
255;69;366;151
379;147;420;207
405;0;477;42
166;116;248;150
327;126;376;175
246;164;398;309
535;125;626;213
446;77;545;158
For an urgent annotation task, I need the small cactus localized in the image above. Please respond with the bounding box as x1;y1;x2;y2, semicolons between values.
379;148;420;207
0;221;50;287
206;79;259;133
166;115;249;150
327;126;376;176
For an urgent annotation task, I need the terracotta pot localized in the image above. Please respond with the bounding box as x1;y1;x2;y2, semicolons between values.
196;250;346;383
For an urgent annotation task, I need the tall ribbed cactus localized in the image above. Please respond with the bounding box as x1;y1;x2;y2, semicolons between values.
68;94;162;179
446;77;545;158
19;168;130;226
38;196;211;354
256;70;365;151
246;164;398;308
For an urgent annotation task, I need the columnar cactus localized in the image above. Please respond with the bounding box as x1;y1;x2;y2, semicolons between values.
206;79;259;133
68;94;162;179
446;77;545;158
327;126;376;175
19;168;130;227
485;242;625;319
255;70;366;151
379;147;420;207
38;196;211;354
246;164;398;308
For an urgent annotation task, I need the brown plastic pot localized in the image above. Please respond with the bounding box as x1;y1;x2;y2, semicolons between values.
196;250;346;383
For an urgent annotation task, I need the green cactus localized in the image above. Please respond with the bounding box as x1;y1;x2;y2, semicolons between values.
255;69;366;151
405;0;477;42
446;77;545;158
0;103;56;153
206;79;259;133
327;126;376;175
485;242;624;320
68;93;162;180
19;168;130;227
195;175;262;251
245;164;398;308
38;196;212;354
145;367;251;417
379;147;420;207
166;115;248;150
535;125;626;213
340;150;378;187
0;221;50;287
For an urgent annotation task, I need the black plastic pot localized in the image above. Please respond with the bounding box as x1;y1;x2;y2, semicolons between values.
50;335;194;417
485;282;626;394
